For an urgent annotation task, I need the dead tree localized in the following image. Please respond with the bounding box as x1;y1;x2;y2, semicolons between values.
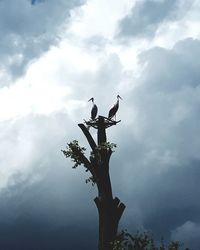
62;115;125;250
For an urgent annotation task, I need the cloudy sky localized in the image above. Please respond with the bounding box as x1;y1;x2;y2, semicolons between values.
1;0;200;249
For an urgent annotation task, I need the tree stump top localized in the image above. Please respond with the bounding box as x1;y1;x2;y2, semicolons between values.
84;116;121;129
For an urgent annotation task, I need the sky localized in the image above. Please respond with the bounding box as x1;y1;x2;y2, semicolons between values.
0;0;200;249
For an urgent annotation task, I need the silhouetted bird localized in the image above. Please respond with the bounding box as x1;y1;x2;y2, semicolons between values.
108;95;122;120
88;97;98;120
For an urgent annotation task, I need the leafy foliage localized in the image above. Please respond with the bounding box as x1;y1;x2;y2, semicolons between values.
96;142;117;151
111;231;190;250
85;175;96;186
62;140;117;186
62;140;97;185
62;140;86;169
90;142;117;165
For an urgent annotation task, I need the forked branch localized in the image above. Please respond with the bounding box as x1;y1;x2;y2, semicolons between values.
78;123;97;151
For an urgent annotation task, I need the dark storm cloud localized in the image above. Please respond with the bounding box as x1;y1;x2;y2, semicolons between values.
117;0;191;39
0;171;97;250
107;38;200;249
0;0;84;83
137;161;200;233
0;112;98;249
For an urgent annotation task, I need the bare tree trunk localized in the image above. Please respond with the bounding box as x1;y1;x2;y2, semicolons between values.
78;116;125;250
95;191;125;250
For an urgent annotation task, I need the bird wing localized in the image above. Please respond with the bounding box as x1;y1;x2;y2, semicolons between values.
108;105;116;118
91;104;98;119
108;102;119;119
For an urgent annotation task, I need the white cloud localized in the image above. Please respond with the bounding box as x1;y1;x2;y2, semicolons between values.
0;0;84;82
118;0;181;38
69;0;134;39
0;113;70;189
171;221;200;249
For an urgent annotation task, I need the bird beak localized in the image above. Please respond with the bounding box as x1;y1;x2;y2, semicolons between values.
88;98;92;102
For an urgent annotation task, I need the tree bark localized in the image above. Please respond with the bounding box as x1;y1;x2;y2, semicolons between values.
79;116;125;250
94;196;125;250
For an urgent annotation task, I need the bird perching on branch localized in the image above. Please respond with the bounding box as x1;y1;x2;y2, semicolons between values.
87;97;98;130
88;97;98;120
108;95;122;121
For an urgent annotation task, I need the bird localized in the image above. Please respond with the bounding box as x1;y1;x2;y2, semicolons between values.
108;95;122;120
88;97;98;120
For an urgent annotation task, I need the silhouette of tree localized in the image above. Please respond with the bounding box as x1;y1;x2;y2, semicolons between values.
111;230;190;250
62;116;125;250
